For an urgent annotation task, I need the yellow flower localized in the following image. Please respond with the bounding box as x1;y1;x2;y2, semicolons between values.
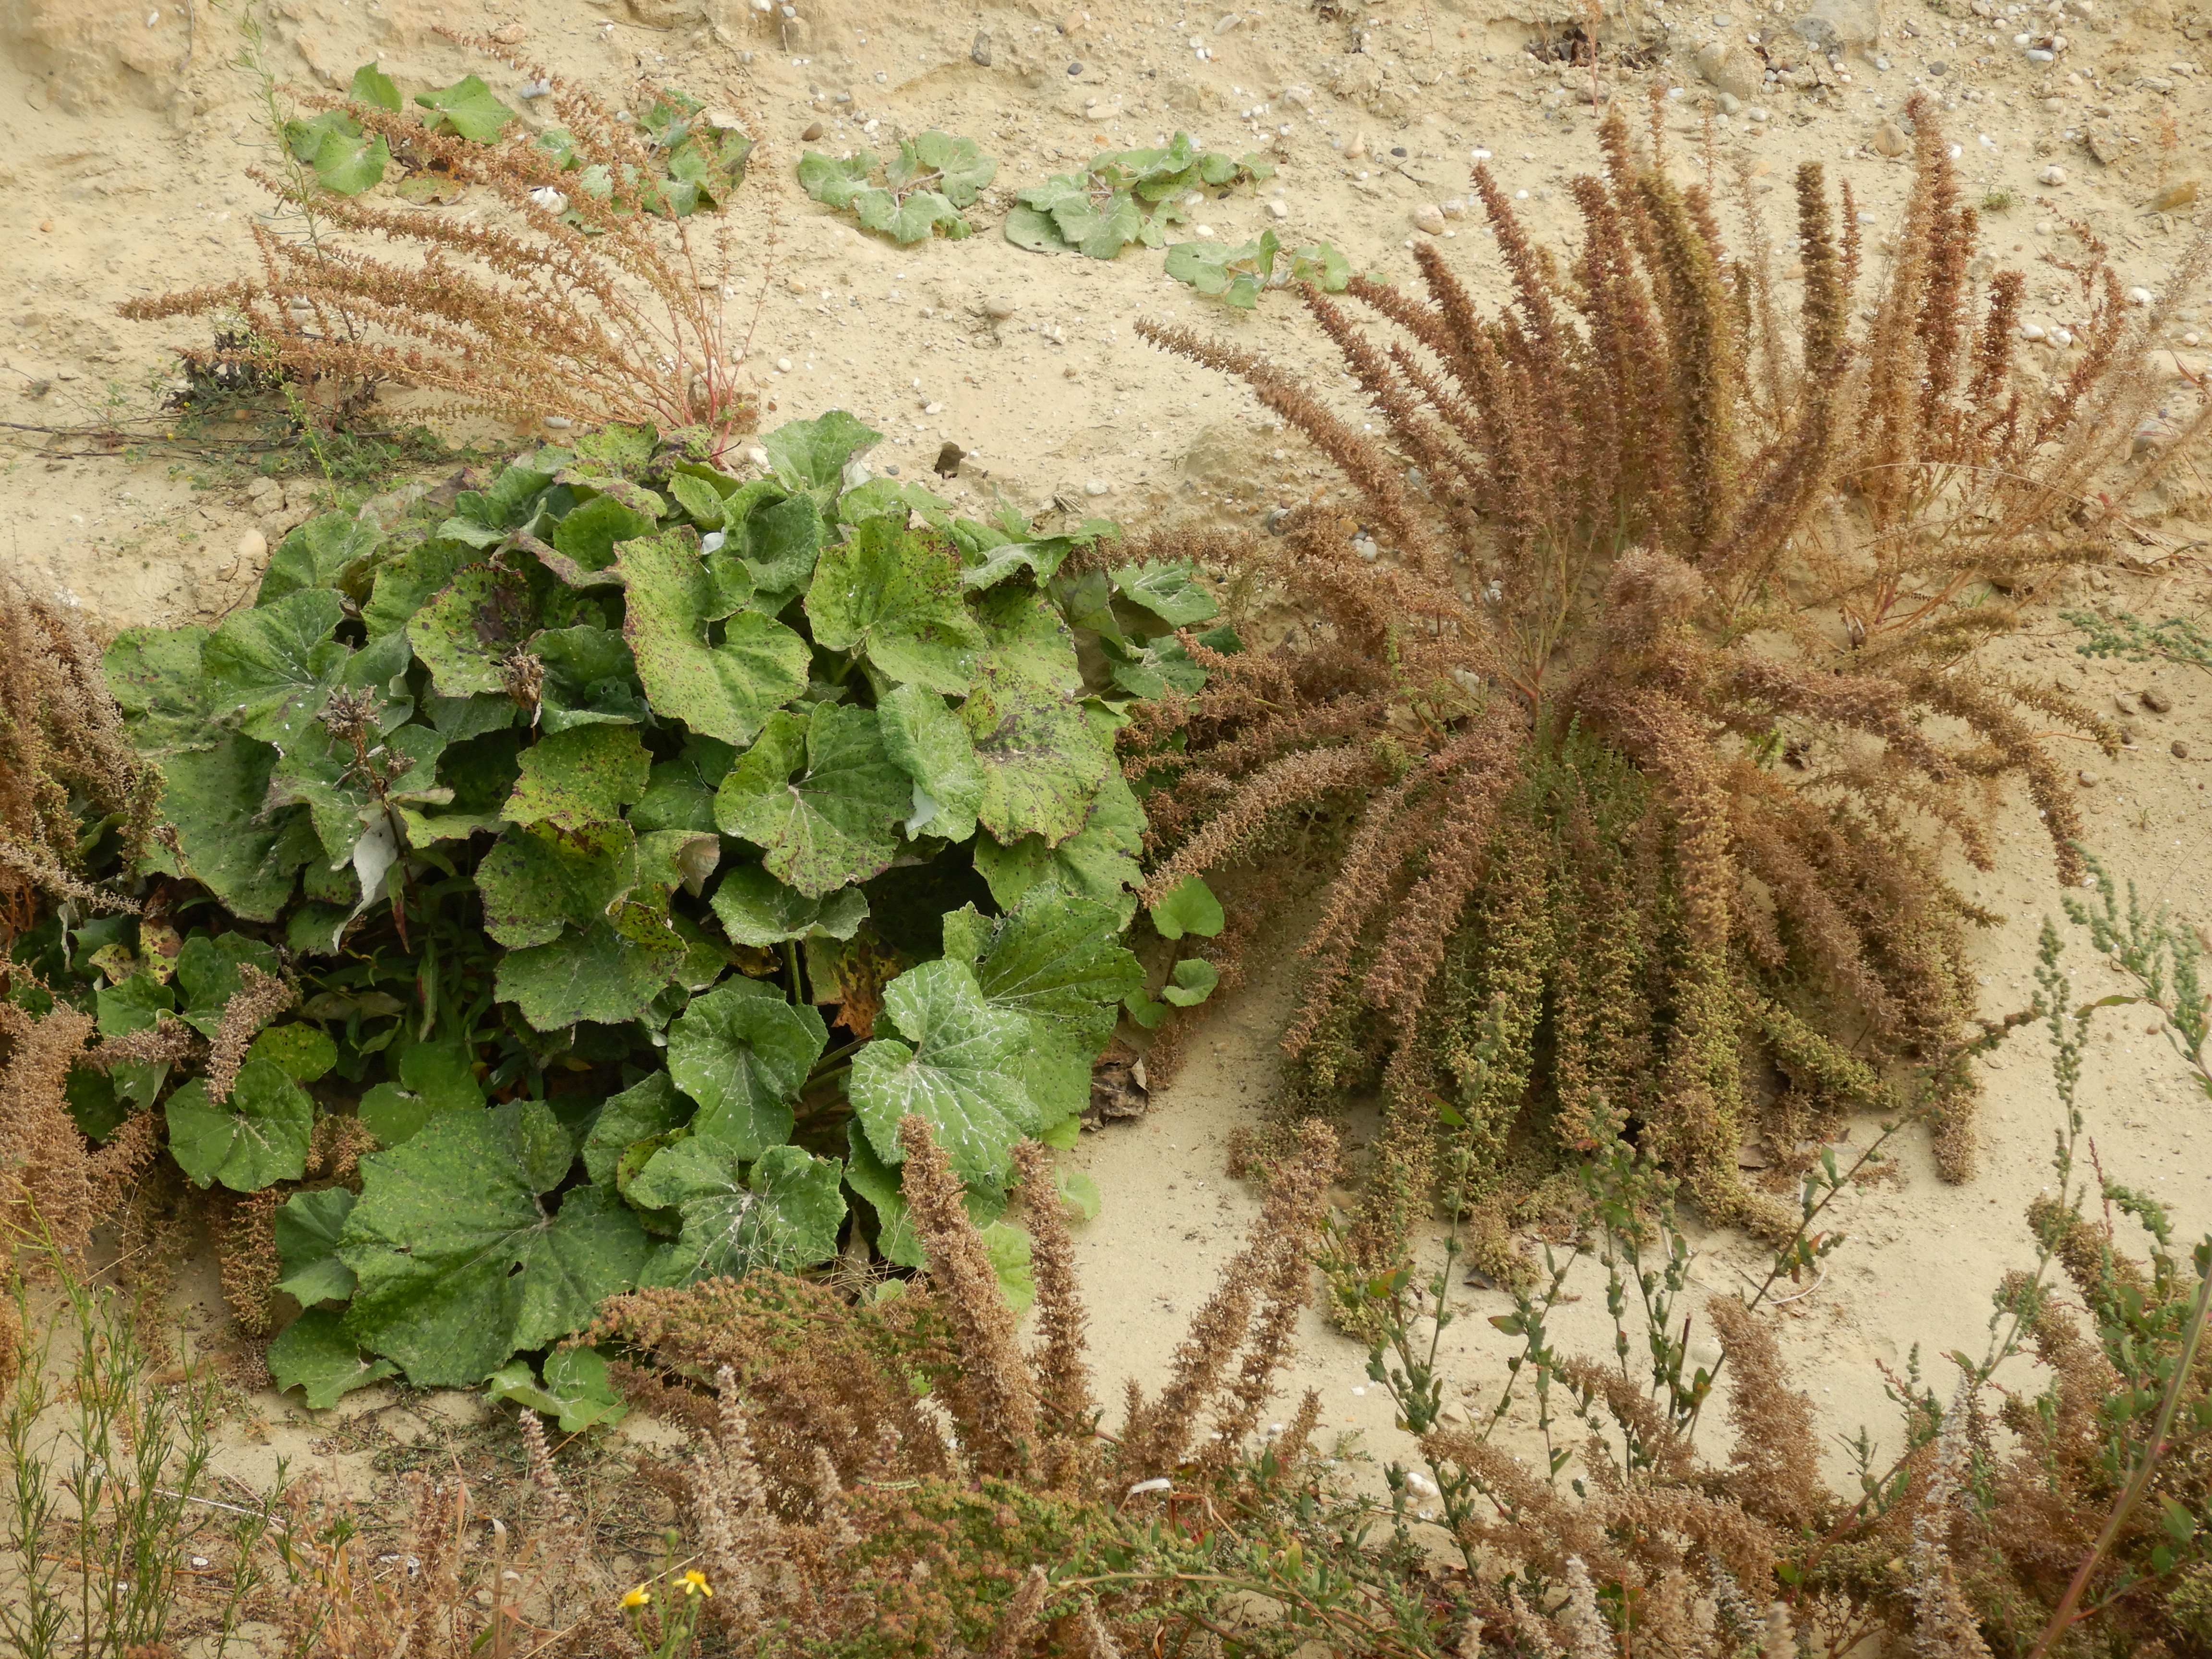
619;1585;651;1609
680;1569;713;1599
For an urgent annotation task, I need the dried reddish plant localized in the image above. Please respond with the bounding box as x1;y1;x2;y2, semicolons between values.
121;44;762;461
1126;100;2205;1276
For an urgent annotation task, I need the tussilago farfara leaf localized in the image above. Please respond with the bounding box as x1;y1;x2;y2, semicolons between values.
502;724;650;831
357;1036;484;1148
275;1187;359;1305
713;704;910;898
409;562;537;697
805;515;984;694
339;1104;649;1386
763;410;882;503
164;1058;314;1192
581;1071;691;1186
709;864;870;947
666;975;828;1158
879;681;985;841
634;1139;846;1286
259;511;383;604
619;529;810;747
531;625;647;732
268;1308;398;1410
205;588;349;746
961;587;1111;846
849;957;1041;1189
414;73;516;143
485;1346;629;1433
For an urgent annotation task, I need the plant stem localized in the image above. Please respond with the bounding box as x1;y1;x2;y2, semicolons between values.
2027;1241;2212;1659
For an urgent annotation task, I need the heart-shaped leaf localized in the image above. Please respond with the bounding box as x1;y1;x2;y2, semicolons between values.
164;1058;314;1192
961;588;1110;846
204;589;349;746
710;864;869;947
849;958;1040;1190
804;515;982;694
414;74;516;143
667;976;827;1157
619;529;810;747
878;683;984;842
268;1308;398;1409
635;1140;846;1286
339;1108;650;1386
713;704;910;899
275;1187;360;1305
502;725;650;832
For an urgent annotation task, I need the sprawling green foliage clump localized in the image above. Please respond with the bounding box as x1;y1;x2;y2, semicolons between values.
798;132;997;243
18;413;1227;1400
1005;132;1274;260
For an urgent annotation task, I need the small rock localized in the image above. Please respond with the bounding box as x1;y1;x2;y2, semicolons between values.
2151;179;2200;210
246;476;280;501
1084;478;1110;496
934;442;965;478
2077;769;2098;787
2141;685;2173;714
1266;198;1289;220
983;295;1017;320
801;120;824;141
1214;10;1241;31
1061;9;1090;33
2040;164;2067;185
1066;60;1085;76
2114;691;2138;715
971;30;992;66
1719;91;1742;113
236;529;267;566
1344;134;1367;160
489;22;526;44
2085;121;2126;165
1413;203;1446;235
1874;120;1911;156
2173;739;2191;759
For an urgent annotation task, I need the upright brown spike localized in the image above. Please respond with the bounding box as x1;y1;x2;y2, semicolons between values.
1795;162;1846;379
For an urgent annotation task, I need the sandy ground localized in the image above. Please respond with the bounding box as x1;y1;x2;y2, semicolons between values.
5;0;2212;1540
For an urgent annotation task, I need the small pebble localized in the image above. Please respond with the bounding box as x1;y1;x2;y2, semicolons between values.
1413;203;1446;235
236;529;267;565
1067;60;1084;75
2128;286;2153;306
2141;685;2173;713
1875;120;1911;156
971;30;992;65
1344;135;1368;160
490;22;526;44
2077;769;2097;787
802;121;824;141
983;295;1017;319
1266;198;1288;220
1084;478;1109;496
2040;164;2067;185
2173;740;2191;759
775;356;793;372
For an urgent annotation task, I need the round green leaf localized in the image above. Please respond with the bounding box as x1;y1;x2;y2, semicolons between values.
636;1141;846;1286
961;588;1110;846
619;529;810;747
1149;875;1225;940
804;514;983;694
268;1308;398;1410
275;1187;359;1305
849;958;1040;1190
667;977;828;1158
713;704;911;899
164;1059;314;1192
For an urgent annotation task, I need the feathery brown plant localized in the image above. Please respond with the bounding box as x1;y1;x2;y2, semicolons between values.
1125;99;2203;1276
0;579;157;933
586;1112;1345;1654
121;43;763;461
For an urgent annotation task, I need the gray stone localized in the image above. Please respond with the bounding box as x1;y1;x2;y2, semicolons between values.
1796;0;1881;52
1695;38;1762;98
971;30;992;66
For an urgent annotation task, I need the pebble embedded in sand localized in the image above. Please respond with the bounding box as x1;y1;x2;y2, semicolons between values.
983;296;1017;320
1344;135;1368;160
1874;121;1910;155
236;529;266;565
1413;203;1446;235
2174;740;2192;759
802;121;824;141
2141;685;2174;714
1085;478;1109;496
2077;769;2098;787
490;23;526;44
2040;164;2067;184
971;31;992;65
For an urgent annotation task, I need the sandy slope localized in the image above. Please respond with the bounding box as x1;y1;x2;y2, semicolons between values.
3;0;2210;1523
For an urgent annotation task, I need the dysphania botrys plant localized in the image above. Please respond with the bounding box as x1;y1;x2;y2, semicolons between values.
122;38;761;458
1127;98;2209;1299
0;411;1232;1410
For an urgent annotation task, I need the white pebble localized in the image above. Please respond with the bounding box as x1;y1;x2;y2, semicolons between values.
1266;198;1288;220
2020;322;2046;339
746;445;771;467
776;355;793;372
1084;478;1109;496
2129;287;2153;306
2185;332;2202;347
2051;326;2074;346
528;186;568;213
2041;164;2067;184
1413;202;1446;235
923;400;943;414
544;413;575;429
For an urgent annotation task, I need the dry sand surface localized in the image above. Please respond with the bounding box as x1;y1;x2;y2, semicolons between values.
4;0;2212;1535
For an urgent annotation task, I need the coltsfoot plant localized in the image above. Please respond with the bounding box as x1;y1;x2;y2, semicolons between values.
1;413;1225;1402
1005;131;1275;260
1128;98;2208;1291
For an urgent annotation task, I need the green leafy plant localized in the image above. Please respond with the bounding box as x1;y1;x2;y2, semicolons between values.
282;56;749;219
2066;608;2212;673
12;413;1222;1401
1005;132;1274;260
1164;230;1350;308
797;131;996;244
